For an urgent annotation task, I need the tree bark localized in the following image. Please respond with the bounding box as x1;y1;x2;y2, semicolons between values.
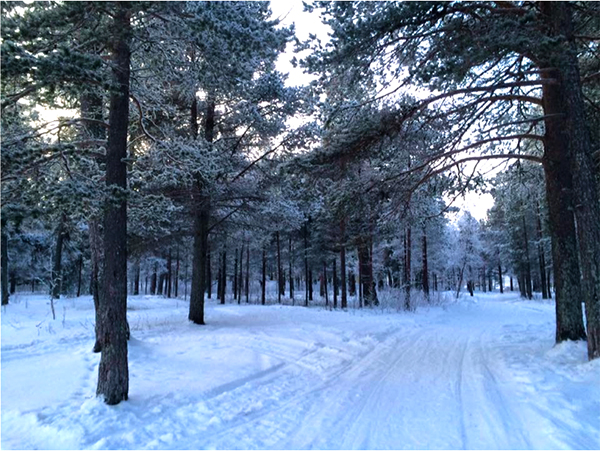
234;247;239;304
96;3;131;405
1;218;9;305
289;236;294;303
166;248;172;298
340;245;347;309
261;247;266;305
51;217;67;299
358;238;377;306
276;231;283;303
174;246;179;298
304;222;309;306
245;245;250;303
189;206;208;324
333;257;338;309
535;203;548;299
520;211;533;300
538;2;600;359
404;228;411;310
422;229;429;300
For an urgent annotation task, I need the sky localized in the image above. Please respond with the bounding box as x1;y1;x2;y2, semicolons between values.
269;1;495;221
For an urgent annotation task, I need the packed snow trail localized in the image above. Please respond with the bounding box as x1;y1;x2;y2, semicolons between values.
2;292;599;449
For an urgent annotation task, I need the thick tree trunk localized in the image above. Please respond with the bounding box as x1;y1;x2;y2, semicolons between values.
1;219;8;306
189;206;209;324
539;2;600;359
97;4;131;405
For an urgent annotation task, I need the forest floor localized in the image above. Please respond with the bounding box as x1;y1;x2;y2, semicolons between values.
1;290;599;450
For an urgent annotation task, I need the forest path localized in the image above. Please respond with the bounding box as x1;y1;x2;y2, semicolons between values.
1;292;598;450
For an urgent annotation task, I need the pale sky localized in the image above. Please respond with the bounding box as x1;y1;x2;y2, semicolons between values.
270;0;495;221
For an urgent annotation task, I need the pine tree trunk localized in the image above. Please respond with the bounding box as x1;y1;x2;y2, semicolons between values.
333;257;338;309
289;236;294;303
245;245;250;303
323;261;328;307
76;254;83;297
340;245;347;309
261;247;266;305
1;219;9;306
166;248;172;298
51;217;66;299
174;247;179;298
133;260;140;296
358;238;377;306
404;228;411;310
189;95;214;324
206;248;212;299
304;222;309;306
234;247;239;304
422;229;429;300
538;2;600;358
97;3;131;405
536;204;549;299
150;264;157;295
221;247;227;304
498;260;503;294
308;269;313;302
276;231;282;303
189;206;208;323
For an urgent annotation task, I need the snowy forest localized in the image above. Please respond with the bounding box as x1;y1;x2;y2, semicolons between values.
1;2;599;449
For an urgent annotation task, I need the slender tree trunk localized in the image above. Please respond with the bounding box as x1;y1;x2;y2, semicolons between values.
234;247;239;304
340;245;347;309
245;245;250;303
304;223;309;306
404;228;411;310
520;211;533;300
261;247;266;305
51;217;67;299
165;249;171;298
1;219;8;306
150;264;157;295
97;4;131;405
220;247;227;304
76;254;83;297
498;262;503;294
174;246;179;298
276;231;283;303
323;260;328;307
422;229;429;301
333;257;338;309
308;269;313;302
536;203;548;299
133;260;140;296
289;236;294;303
358;252;363;308
206;248;212;299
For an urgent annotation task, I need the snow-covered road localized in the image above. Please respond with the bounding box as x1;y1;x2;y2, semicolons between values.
2;293;599;449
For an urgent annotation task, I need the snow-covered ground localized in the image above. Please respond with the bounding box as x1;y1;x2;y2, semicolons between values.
2;291;599;450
